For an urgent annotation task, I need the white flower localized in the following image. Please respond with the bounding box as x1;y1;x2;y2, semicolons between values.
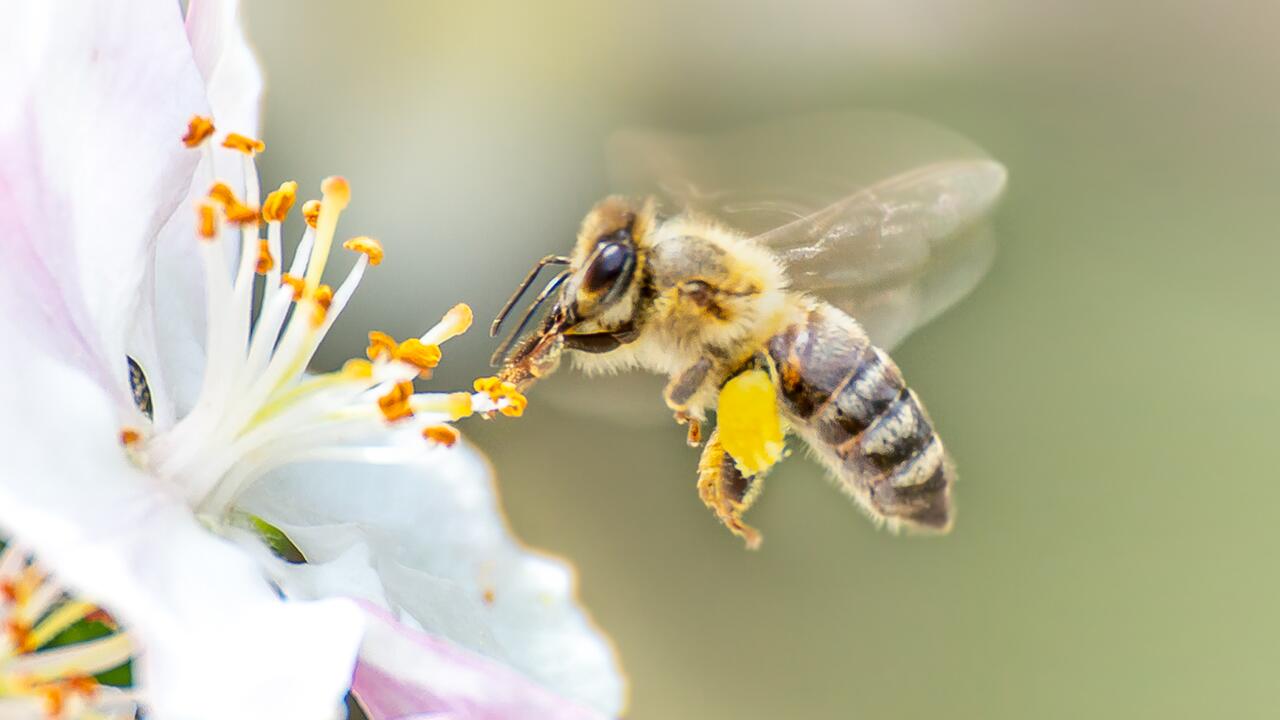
0;0;624;717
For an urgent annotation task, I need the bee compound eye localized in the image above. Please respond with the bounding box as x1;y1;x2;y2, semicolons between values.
582;242;633;298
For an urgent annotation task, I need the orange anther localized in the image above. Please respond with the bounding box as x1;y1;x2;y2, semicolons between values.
255;239;275;274
377;380;415;422
208;181;237;206
499;391;527;418
422;424;460;447
196;201;218;240
396;338;442;377
281;273;305;300
224;201;260;226
310;284;334;327
302;200;321;229
482;588;496;605
222;132;265;155
343;236;384;266
262;181;298;222
182;116;215;147
472;376;527;418
120;428;142;446
366;331;398;361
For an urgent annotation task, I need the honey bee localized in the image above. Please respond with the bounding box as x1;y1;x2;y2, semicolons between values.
490;112;1006;548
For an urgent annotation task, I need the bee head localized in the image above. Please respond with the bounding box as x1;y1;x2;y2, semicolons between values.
489;196;653;370
563;195;653;324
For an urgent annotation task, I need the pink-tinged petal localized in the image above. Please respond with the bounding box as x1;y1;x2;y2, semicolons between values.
240;440;627;715
0;320;364;720
353;601;608;720
0;0;209;417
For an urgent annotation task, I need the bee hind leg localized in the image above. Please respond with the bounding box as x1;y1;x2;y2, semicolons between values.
697;428;766;550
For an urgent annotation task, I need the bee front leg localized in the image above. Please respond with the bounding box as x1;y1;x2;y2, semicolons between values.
697;427;765;550
665;357;717;446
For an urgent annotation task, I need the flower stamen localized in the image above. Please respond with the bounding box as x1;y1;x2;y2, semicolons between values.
473;376;528;417
281;274;305;300
182;116;215;148
377;380;416;423
342;236;384;266
262;181;298;222
301;200;321;229
422;424;460;447
222;132;265;156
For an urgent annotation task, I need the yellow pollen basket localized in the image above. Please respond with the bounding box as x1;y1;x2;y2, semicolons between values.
717;369;785;477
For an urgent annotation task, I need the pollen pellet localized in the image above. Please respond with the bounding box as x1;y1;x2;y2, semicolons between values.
422;424;460;447
262;181;298;222
222;132;265;155
302;200;321;228
343;236;384;265
182;115;215;147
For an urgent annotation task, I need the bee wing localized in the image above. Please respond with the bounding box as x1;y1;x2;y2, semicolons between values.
609;111;1007;348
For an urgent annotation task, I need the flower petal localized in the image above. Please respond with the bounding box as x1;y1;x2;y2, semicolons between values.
0;323;363;720
0;0;209;419
353;600;608;720
239;440;627;716
140;0;268;423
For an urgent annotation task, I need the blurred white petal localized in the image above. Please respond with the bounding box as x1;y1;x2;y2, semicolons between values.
352;600;607;720
240;440;628;716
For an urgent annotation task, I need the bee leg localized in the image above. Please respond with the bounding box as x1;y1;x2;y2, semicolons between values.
664;357;714;413
697;428;765;550
684;417;703;447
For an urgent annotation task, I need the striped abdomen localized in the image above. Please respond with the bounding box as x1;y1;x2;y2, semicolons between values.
767;300;954;531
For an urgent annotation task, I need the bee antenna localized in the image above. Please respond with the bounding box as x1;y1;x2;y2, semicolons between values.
491;255;572;337
490;269;571;367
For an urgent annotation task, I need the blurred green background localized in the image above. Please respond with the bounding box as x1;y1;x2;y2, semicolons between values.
246;2;1280;718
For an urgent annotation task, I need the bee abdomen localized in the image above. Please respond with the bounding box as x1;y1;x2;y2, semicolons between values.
768;302;954;531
